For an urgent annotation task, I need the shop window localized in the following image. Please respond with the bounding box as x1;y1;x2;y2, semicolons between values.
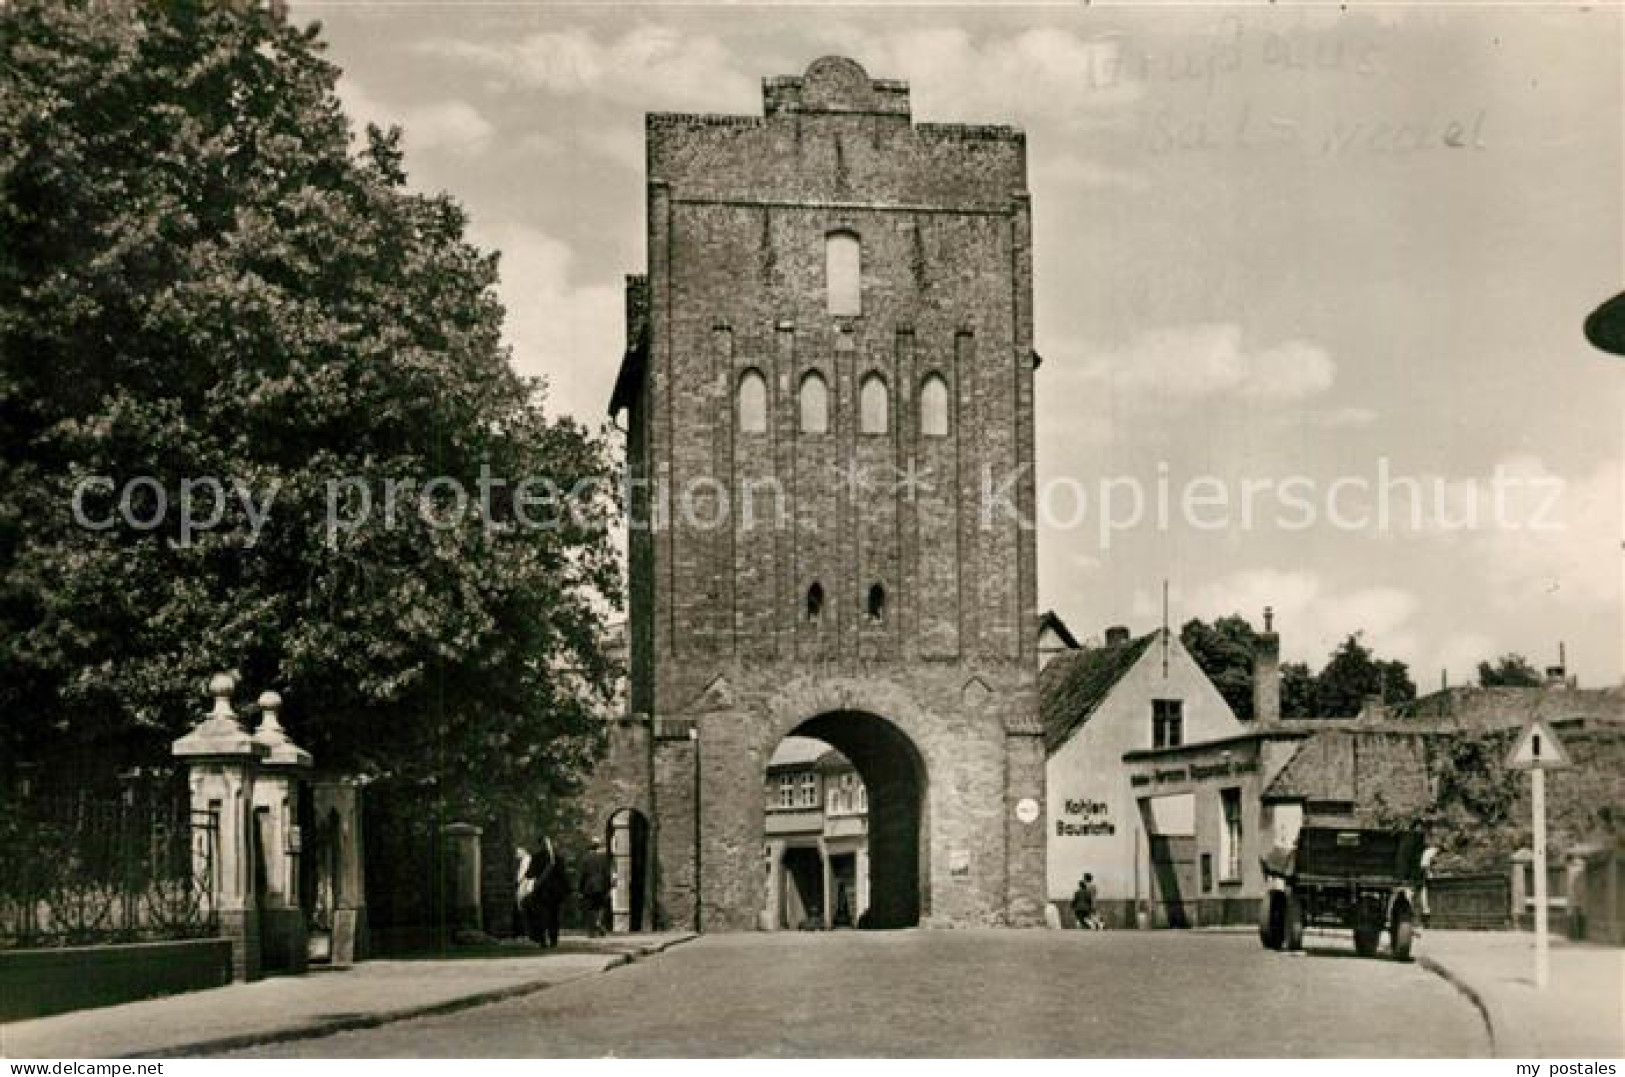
1221;788;1243;882
1152;699;1184;749
826;231;861;316
799;371;829;434
737;369;767;433
920;374;949;437
859;374;888;434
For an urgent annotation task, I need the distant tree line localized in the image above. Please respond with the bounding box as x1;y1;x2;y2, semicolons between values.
1181;615;1551;719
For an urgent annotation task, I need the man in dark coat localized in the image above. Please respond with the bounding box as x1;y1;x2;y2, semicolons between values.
578;837;614;938
523;836;569;948
1071;873;1100;930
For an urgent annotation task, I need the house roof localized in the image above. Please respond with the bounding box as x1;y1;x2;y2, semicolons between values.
1037;609;1080;650
1262;728;1442;816
607;275;649;418
768;736;829;768
1390;686;1625;732
1039;631;1156;753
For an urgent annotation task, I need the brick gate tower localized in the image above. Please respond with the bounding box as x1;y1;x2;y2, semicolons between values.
601;56;1046;930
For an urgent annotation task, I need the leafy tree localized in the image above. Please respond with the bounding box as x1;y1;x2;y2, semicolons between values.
1179;615;1260;719
0;0;619;817
1477;653;1543;688
1312;633;1416;717
1280;661;1316;719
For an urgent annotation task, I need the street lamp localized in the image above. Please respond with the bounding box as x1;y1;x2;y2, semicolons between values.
1584;290;1625;355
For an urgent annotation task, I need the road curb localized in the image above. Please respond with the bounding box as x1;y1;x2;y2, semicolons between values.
123;934;699;1060
1418;953;1498;1058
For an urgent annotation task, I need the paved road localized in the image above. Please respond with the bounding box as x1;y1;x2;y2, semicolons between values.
229;930;1489;1057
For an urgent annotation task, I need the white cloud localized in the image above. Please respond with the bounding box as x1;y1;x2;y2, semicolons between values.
1451;454;1621;612
1072;323;1336;409
1148;569;1420;668
420;26;757;113
471;223;623;425
817;25;1141;127
339;79;495;156
1307;406;1379;429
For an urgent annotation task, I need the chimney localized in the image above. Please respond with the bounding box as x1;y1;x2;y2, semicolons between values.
1104;625;1131;647
1251;606;1280;723
1546;641;1573;688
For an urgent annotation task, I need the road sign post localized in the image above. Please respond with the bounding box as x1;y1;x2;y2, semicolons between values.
1506;719;1573;991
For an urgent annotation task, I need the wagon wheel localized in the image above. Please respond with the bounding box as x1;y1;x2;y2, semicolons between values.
1391;908;1415;962
1283;893;1305;951
1353;898;1384;958
1259;892;1285;950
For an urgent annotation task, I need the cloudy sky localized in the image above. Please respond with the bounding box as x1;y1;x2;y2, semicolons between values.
301;2;1623;689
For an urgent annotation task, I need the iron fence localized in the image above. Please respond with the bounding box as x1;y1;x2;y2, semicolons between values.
0;780;219;949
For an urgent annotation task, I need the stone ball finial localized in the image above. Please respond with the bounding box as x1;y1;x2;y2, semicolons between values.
209;671;235;699
258;690;282;713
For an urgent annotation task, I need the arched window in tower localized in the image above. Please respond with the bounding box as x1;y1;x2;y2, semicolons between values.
799;371;829;434
859;374;888;435
920;373;949;437
806;582;825;622
867;583;887;622
826;231;861;316
737;369;767;433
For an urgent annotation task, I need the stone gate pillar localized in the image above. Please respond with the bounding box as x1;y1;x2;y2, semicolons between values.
173;673;267;981
442;823;483;933
251;691;312;974
310;780;368;965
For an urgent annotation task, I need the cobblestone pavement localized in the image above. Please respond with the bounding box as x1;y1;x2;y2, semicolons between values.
229;930;1490;1057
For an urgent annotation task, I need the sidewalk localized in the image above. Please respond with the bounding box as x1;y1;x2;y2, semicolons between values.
2;933;695;1059
1419;930;1623;1058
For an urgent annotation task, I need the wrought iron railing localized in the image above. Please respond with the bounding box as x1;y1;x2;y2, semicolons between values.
0;785;219;949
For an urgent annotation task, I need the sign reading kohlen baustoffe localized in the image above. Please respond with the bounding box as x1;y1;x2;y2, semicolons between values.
1505;719;1573;770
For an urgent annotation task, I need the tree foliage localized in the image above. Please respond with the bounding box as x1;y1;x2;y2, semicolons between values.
1313;633;1416;717
1477;653;1543;688
1178;615;1259;719
1181;618;1415;720
0;0;620;816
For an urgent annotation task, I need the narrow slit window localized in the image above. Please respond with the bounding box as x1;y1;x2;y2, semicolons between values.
799;371;829;434
867;583;886;622
826;231;861;316
859;374;888;435
806;582;825;621
737;369;767;433
920;374;949;437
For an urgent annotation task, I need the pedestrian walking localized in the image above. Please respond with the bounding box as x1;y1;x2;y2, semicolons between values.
1072;872;1103;930
579;837;615;938
522;835;569;948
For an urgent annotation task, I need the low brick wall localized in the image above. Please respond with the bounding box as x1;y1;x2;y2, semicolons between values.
0;938;232;1022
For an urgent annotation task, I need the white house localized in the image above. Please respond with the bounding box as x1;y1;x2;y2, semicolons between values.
1040;626;1245;925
